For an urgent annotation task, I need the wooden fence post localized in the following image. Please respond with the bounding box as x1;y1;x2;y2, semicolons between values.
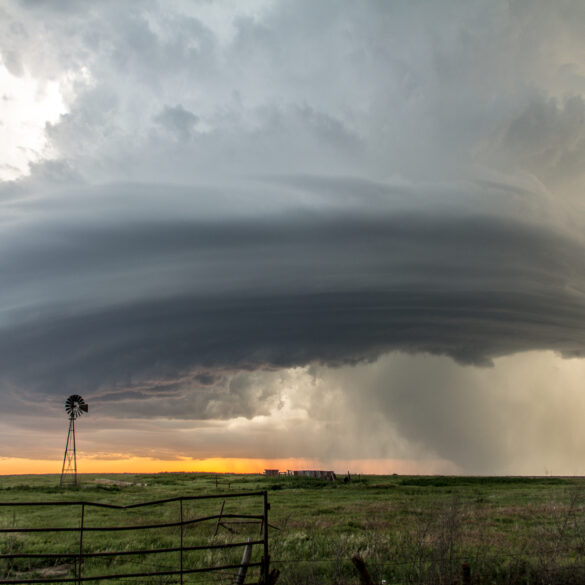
351;555;374;585
462;562;471;585
214;500;225;537
235;539;253;585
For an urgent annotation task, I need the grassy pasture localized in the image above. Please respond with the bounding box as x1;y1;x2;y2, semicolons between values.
1;473;585;584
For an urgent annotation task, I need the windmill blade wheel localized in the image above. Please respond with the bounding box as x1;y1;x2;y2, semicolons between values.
65;394;88;419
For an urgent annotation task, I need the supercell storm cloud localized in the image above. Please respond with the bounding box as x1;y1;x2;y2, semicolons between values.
2;0;585;474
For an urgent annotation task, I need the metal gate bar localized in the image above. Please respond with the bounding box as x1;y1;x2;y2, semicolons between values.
0;490;269;584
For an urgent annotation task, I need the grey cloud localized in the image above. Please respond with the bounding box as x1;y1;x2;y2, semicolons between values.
17;0;102;10
9;0;584;191
13;349;585;473
155;105;199;142
193;372;220;386
488;95;585;188
106;11;217;86
0;0;528;184
314;351;585;475
358;357;506;471
42;98;362;185
87;370;279;422
26;159;84;185
1;49;23;76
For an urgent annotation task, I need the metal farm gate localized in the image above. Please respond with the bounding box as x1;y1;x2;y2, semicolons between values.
0;491;270;585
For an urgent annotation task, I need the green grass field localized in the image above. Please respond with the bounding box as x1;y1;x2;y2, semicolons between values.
2;473;585;584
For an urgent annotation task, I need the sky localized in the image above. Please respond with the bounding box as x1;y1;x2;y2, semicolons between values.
2;0;585;476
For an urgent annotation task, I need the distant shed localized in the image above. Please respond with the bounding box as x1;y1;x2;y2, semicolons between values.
264;469;280;477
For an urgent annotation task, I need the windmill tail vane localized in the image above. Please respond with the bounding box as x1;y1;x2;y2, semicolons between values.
60;394;88;488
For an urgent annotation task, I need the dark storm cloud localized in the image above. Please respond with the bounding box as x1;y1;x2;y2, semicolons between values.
1;180;584;399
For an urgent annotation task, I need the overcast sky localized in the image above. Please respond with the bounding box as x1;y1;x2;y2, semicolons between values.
2;0;585;475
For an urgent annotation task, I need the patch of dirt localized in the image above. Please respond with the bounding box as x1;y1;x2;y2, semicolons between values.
13;564;72;579
39;564;71;577
93;478;147;487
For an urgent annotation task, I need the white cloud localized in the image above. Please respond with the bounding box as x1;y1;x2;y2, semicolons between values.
0;64;68;179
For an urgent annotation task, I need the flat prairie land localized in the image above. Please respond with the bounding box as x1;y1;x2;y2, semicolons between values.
1;473;585;584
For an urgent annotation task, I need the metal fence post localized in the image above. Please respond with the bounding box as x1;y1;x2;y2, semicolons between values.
179;498;184;585
262;491;269;584
78;503;85;585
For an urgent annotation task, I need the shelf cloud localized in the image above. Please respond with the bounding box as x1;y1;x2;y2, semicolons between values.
1;179;584;395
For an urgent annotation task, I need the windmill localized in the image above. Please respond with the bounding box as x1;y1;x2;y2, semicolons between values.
60;394;89;488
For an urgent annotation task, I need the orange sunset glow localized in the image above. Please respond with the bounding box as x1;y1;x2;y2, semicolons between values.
0;457;323;476
0;456;459;476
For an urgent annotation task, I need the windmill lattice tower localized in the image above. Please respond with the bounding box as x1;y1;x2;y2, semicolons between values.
60;394;88;488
